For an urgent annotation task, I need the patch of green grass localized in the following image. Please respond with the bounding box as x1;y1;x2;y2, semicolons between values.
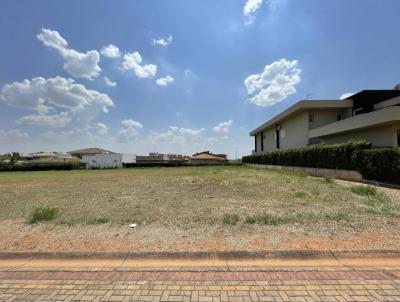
89;216;110;224
323;176;334;184
223;213;240;225
294;191;307;198
351;185;377;196
245;210;352;225
351;185;399;217
28;206;58;224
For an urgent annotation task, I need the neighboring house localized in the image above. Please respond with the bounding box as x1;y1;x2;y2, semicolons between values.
68;147;114;159
81;153;122;169
191;151;228;165
136;153;187;165
250;90;400;154
22;152;79;163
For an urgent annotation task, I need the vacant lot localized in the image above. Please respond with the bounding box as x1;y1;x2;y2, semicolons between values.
0;166;399;252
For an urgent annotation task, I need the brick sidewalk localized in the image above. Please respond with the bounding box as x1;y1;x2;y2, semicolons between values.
1;269;400;301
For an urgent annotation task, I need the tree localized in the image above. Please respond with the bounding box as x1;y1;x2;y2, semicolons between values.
9;152;21;164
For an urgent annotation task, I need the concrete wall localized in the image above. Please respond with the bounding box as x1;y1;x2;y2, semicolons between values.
279;112;309;150
319;125;394;147
81;154;123;169
244;163;363;182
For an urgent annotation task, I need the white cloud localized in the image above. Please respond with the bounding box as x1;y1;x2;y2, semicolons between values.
244;0;263;24
121;119;143;129
1;76;114;128
156;75;174;86
340;92;355;100
152;35;173;46
244;58;301;107
213;120;233;133
95;122;108;135
100;44;120;58
0;129;29;140
118;119;143;141
184;69;193;77
37;28;101;80
121;52;157;78
104;76;117;87
244;0;263;15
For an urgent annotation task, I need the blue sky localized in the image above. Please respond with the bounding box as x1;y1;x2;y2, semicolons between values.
0;0;399;157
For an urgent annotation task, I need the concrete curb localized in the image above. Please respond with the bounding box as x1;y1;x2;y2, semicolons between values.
1;249;400;260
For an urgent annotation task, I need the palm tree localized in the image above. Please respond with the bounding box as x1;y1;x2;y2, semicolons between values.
9;152;21;164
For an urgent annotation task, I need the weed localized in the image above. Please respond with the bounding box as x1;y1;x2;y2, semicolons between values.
294;191;307;198
351;185;377;196
323;176;334;184
29;206;58;224
223;213;240;225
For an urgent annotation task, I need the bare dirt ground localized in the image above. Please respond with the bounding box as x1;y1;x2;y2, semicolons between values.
0;166;399;253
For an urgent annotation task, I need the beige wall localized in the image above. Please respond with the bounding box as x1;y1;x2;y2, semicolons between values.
309;109;350;129
280;112;309;150
319;125;395;147
393;123;400;147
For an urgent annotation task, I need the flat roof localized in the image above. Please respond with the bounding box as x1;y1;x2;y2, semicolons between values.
309;106;400;138
249;100;353;136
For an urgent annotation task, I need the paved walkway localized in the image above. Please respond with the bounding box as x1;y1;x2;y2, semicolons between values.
1;257;400;301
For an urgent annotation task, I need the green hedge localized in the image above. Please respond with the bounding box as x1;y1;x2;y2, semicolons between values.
242;141;400;184
358;148;400;183
0;162;79;171
242;141;371;170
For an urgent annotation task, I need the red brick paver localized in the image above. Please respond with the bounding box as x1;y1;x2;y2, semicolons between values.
1;269;400;301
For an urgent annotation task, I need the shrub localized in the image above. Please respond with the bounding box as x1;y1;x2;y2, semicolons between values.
242;141;370;170
357;148;400;183
242;141;400;184
0;162;79;172
223;213;240;225
29;206;58;223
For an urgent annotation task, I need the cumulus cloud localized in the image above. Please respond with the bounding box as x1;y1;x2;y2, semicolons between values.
152;35;173;46
0;129;29;140
100;44;120;58
104;76;117;87
37;28;101;80
118;119;143;141
95;122;108;135
340;92;355;100
244;59;301;107
213;120;233;133
156;75;174;86
244;0;263;24
121;52;157;78
1;76;114;128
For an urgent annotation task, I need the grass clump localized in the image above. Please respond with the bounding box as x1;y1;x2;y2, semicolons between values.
323;176;334;184
294;191;307;198
245;213;289;225
29;206;58;224
351;185;377;196
223;213;240;225
89;216;110;224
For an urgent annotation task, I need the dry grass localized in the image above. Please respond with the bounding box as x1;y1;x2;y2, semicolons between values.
0;166;399;228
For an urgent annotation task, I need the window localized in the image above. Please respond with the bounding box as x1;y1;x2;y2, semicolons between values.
280;129;286;138
309;112;315;123
337;113;342;121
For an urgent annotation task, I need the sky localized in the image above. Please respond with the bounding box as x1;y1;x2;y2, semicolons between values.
0;0;399;158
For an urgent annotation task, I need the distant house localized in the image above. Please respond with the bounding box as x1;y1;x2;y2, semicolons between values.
22;152;79;164
135;152;187;165
68;147;114;159
191;151;228;165
250;89;400;154
81;154;122;169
